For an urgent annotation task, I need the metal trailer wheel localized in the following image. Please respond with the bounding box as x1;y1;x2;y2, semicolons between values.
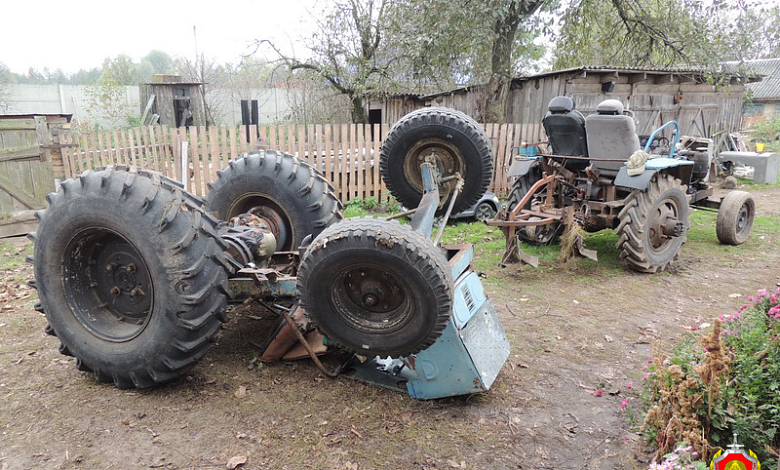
716;190;755;245
507;169;562;245
297;218;453;357
205;151;343;250
615;174;689;273
380;108;493;216
30;167;232;388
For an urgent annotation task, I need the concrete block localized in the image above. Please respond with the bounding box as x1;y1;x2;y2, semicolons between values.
718;151;779;184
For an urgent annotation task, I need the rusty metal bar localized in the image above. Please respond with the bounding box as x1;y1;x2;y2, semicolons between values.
509;174;555;217
255;299;342;378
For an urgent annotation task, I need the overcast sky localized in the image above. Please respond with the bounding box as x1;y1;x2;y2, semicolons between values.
1;0;319;74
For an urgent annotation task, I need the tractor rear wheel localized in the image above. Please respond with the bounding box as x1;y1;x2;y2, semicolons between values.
507;169;561;245
615;174;689;273
297;218;453;357
716;190;755;245
380;108;493;216
30;167;232;388
205;151;343;251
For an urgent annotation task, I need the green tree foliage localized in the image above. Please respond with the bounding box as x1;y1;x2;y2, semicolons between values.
141;50;175;76
552;0;780;70
101;55;139;86
84;69;133;129
398;0;553;121
0;62;13;113
258;0;403;124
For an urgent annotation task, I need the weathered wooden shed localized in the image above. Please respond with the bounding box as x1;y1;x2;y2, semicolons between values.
139;75;206;127
0;114;72;237
370;66;756;141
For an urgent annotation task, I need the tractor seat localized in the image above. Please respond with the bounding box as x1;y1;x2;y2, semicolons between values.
542;96;589;170
585;99;641;176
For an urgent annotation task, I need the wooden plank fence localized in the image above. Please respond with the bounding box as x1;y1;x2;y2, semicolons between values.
62;123;536;202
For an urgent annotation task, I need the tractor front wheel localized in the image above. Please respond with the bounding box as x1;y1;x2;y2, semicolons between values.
297;218;453;357
615;174;689;273
30;167;232;388
716;190;755;245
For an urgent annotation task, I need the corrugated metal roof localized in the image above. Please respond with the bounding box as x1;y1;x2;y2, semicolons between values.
389;64;758;101
725;59;780;100
513;65;758;82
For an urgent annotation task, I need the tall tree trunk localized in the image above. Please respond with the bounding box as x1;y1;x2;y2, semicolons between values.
351;95;367;124
483;0;548;123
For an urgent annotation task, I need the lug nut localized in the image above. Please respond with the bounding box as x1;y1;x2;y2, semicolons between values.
127;263;137;273
106;262;117;273
110;286;121;297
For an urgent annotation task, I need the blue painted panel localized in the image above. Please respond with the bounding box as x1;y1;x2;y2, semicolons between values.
451;271;487;328
448;245;473;281
403;321;485;399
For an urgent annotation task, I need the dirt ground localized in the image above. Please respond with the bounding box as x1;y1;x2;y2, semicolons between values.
1;184;779;470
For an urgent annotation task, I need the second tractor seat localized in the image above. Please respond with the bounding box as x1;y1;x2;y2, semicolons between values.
542;96;589;170
584;99;641;175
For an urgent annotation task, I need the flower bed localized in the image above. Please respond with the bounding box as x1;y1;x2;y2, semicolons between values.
642;288;780;467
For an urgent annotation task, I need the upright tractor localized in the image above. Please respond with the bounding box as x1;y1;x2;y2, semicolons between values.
489;96;755;272
29;108;509;400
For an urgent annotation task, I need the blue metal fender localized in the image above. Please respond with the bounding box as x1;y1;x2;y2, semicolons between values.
614;158;694;190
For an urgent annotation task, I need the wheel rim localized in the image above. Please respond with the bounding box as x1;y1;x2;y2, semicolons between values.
63;228;154;342
403;138;465;207
475;203;494;221
736;203;752;234
648;197;682;254
329;264;414;334
227;194;291;250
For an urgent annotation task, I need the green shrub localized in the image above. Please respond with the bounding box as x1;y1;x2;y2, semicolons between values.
749;117;780;152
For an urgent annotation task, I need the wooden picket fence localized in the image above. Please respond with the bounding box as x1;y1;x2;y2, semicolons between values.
62;123;539;202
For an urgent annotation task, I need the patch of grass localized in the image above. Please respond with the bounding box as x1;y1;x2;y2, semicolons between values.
685;209;779;258
343;197;401;218
0;241;32;272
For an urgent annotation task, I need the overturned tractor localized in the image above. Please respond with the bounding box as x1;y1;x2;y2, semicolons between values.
29;108;509;400
489;96;755;273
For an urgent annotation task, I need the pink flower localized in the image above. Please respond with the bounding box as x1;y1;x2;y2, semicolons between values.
663;358;670;366
768;305;780;316
770;294;778;304
621;398;630;409
627;381;634;389
647;357;653;364
594;390;603;397
758;289;768;298
643;374;649;380
690;326;699;331
748;296;755;302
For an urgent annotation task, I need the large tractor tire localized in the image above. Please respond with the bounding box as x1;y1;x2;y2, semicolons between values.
507;167;562;245
615;174;690;273
297;218;453;357
716;190;755;245
380;107;493;216
204;151;343;251
30;167;232;389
